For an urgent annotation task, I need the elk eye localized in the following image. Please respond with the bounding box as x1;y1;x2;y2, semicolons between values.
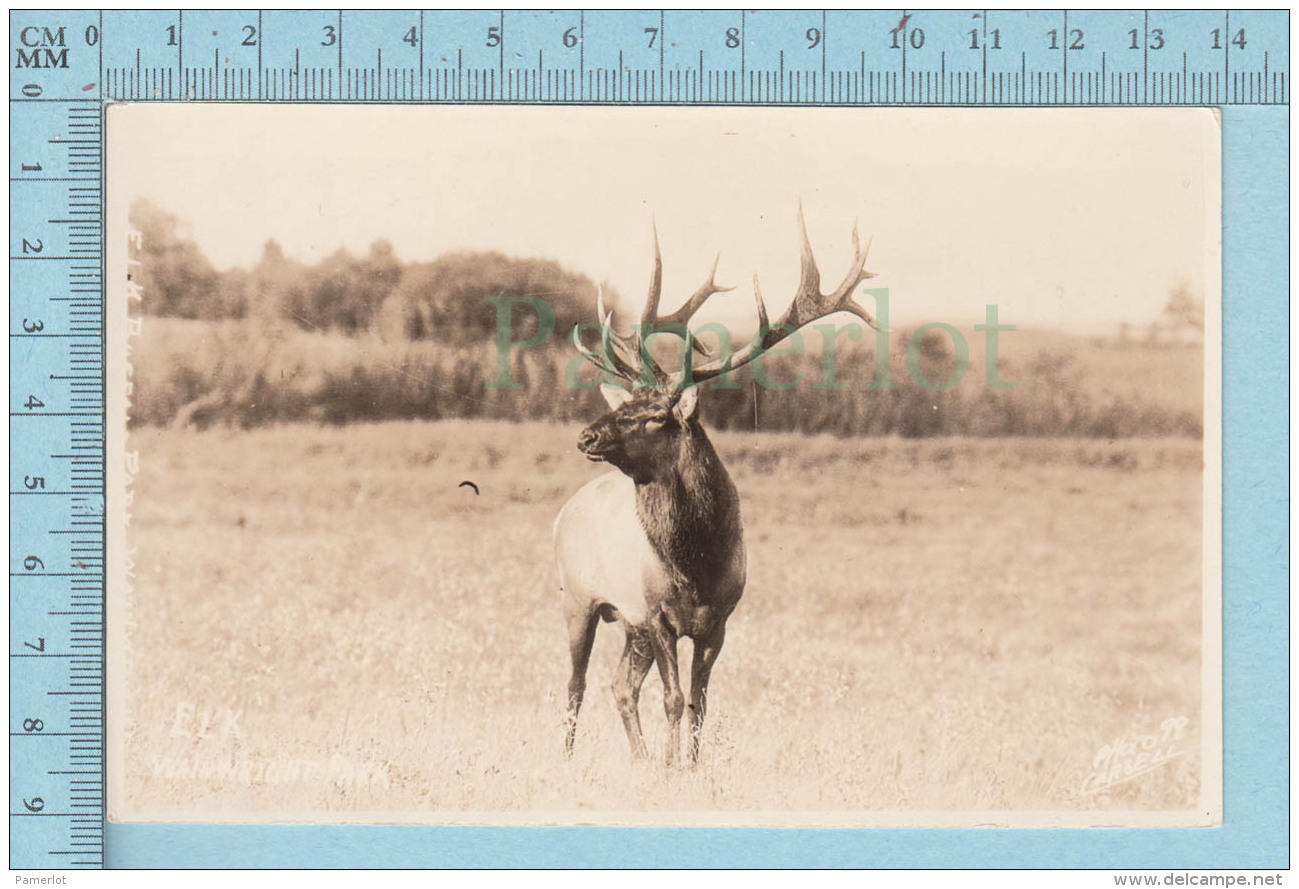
644;416;667;433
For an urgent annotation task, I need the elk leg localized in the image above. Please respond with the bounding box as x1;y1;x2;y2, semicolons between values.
648;621;685;767
688;626;726;764
563;607;600;754
612;628;654;760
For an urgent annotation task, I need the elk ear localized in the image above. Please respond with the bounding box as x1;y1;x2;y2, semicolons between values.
673;386;700;422
600;383;634;409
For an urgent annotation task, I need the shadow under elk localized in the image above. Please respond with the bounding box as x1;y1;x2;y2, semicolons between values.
553;208;882;765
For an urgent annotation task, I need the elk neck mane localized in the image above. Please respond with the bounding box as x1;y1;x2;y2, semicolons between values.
632;420;741;593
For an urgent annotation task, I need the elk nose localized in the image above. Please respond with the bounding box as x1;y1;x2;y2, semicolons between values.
577;428;598;452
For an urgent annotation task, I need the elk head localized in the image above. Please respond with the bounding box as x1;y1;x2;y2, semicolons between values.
576;384;700;483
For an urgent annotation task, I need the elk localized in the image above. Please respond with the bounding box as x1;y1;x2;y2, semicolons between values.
554;208;880;764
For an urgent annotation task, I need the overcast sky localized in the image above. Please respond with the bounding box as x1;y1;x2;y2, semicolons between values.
108;104;1218;328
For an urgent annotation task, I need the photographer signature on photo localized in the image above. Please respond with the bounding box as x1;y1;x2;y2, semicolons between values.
1081;715;1190;796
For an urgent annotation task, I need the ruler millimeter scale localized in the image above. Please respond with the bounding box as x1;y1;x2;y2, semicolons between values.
18;10;1290;105
7;7;1289;871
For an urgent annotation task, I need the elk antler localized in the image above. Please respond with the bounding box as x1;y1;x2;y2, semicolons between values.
641;224;734;358
570;290;667;387
677;203;879;385
572;225;735;388
572;205;878;389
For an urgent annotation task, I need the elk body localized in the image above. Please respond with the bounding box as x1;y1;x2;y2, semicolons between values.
554;209;880;764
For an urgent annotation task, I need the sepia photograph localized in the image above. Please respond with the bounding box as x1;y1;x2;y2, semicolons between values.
105;105;1220;826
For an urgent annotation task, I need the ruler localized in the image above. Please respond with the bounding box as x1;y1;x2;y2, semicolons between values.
52;9;1295;105
6;7;1289;871
11;8;108;871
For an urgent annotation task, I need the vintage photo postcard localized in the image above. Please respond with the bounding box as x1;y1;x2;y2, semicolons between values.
104;105;1221;827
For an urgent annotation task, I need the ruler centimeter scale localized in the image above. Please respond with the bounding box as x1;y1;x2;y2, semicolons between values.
7;7;1290;871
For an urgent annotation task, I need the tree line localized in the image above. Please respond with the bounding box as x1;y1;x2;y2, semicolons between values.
128;200;1202;439
130;198;604;342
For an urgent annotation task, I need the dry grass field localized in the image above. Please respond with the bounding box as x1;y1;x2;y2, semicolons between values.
118;420;1204;821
